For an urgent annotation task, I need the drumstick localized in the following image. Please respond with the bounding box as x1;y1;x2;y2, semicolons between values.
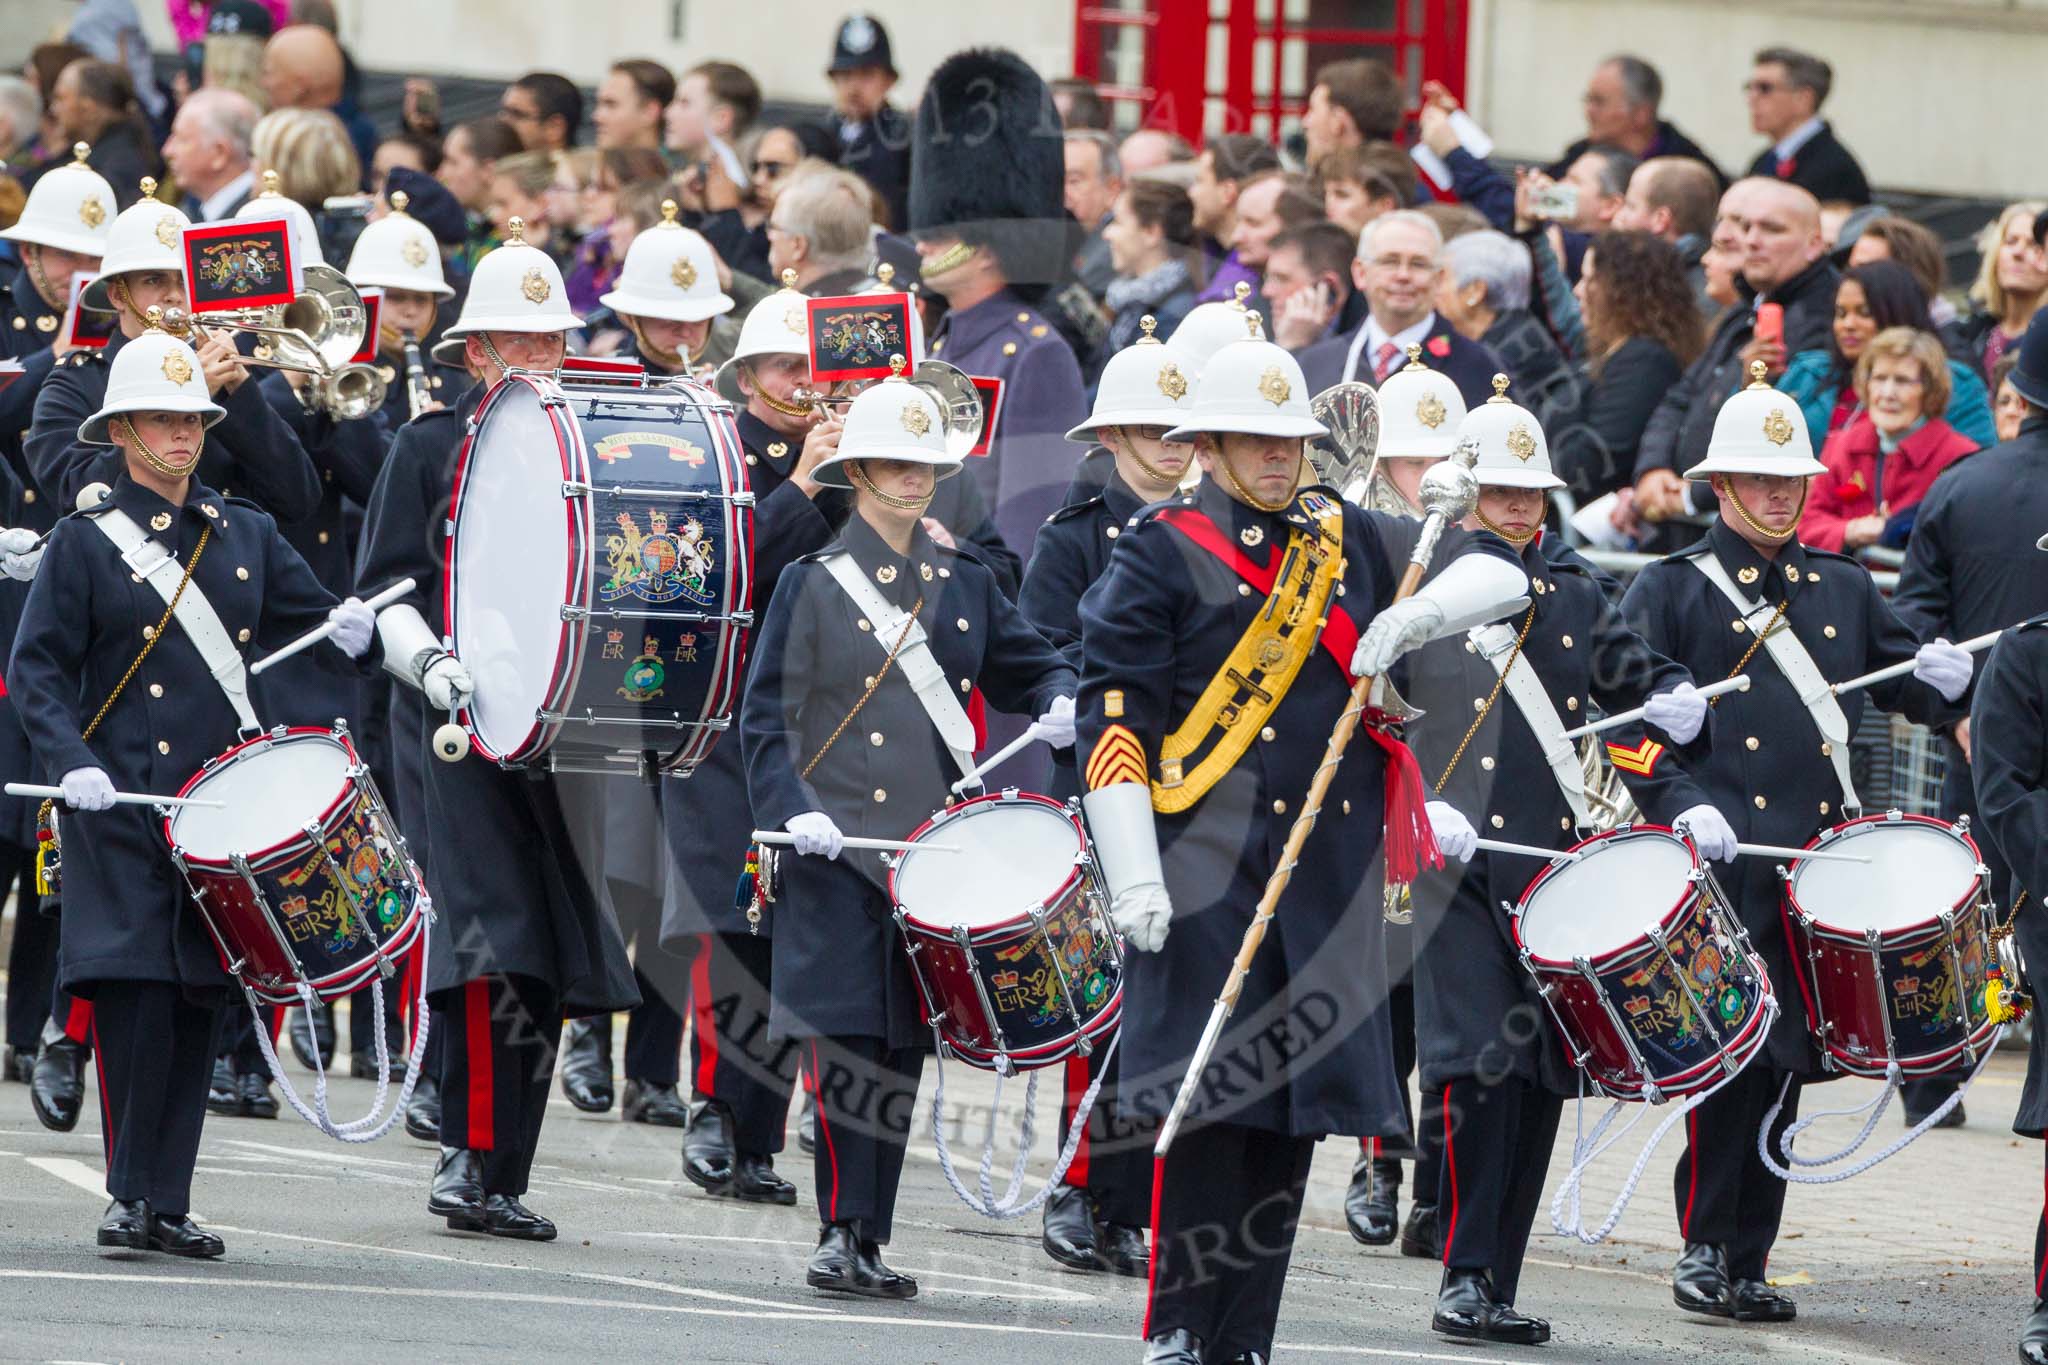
1830;628;2003;697
4;781;224;810
1556;674;1752;741
949;722;1047;795
749;830;958;854
1474;834;1867;865
249;577;418;676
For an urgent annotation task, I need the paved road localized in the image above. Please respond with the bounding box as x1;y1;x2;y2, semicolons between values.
0;1006;2034;1364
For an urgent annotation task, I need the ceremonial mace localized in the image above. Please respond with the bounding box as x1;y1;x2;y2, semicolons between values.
1153;438;1485;1156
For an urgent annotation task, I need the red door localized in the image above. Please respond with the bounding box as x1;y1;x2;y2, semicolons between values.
1072;0;1469;148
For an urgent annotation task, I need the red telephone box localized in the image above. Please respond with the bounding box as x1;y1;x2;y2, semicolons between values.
1072;0;1470;147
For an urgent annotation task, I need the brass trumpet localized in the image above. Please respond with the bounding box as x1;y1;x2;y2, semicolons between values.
161;263;388;420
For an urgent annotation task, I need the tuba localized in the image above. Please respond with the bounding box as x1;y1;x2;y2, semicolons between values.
797;357;985;459
1307;381;1380;503
162;263;388;419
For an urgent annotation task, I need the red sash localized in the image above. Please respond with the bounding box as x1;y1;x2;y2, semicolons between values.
1156;508;1360;681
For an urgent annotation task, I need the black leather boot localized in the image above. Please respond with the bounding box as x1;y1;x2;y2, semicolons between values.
806;1222;916;1298
4;1044;34;1083
428;1146;485;1230
480;1193;556;1241
1731;1277;1796;1322
290;1002;335;1070
403;1074;441;1142
1672;1241;1733;1317
1096;1220;1148;1277
237;1070;278;1119
682;1096;736;1193
730;1151;798;1205
1399;1200;1441;1259
1040;1181;1098;1270
351;1039;409;1081
622;1079;690;1127
557;1019;613;1113
206;1057;241;1117
1345;1154;1401;1246
2021;1297;2048;1364
148;1212;225;1258
29;1034;86;1132
96;1198;149;1250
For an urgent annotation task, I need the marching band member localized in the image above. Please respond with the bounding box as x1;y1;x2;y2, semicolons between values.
1340;347;1466;1258
600;199;734;380
342;182;466;1140
741;362;1076;1299
358;219;638;1241
1963;534;2048;1365
1402;377;1717;1345
7;323;374;1258
0;144;114;1121
1619;363;1974;1324
1017;315;1193;1277
657;276;847;1201
1073;328;1526;1363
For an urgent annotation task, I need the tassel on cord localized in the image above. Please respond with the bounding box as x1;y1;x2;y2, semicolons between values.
1361;724;1441;885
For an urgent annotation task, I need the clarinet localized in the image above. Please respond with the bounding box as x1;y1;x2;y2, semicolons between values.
402;333;432;419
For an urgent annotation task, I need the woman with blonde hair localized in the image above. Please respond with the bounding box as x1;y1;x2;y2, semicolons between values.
251;106;360;208
1962;201;2048;384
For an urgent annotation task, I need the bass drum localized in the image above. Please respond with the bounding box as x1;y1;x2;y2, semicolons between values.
445;369;754;776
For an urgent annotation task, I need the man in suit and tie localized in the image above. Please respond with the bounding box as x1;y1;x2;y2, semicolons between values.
160;89;257;223
1299;209;1499;407
1742;48;1870;206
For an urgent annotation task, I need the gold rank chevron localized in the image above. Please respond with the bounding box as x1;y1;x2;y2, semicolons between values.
1086;725;1148;789
1605;736;1665;778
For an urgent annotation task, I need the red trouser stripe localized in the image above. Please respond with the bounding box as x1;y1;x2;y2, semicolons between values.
1440;1083;1458;1266
90;1016;111;1169
267;1007;285;1043
62;996;93;1045
2038;1152;2048;1297
1062;1055;1091;1187
691;934;717;1098
1142;1153;1167;1339
464;978;494;1151
1681;1107;1700;1238
810;1042;840;1223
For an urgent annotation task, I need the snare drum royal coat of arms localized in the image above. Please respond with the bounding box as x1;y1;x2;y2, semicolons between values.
602;508;718;607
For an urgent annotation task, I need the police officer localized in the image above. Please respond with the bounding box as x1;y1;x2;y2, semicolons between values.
1340;347;1467;1256
657;277;848;1199
7;323;374;1258
1073;328;1525;1364
1403;377;1720;1345
1963;535;2048;1365
741;363;1076;1300
0;144;114;1107
1619;364;1975;1324
1018;316;1194;1277
359;219;638;1241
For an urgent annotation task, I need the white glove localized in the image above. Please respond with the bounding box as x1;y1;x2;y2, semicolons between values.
0;527;42;582
326;597;374;659
785;811;843;859
1424;799;1478;862
1110;883;1173;952
1035;695;1076;750
1642;682;1706;745
1676;803;1737;863
59;766;115;812
1352;596;1446;678
1912;638;1973;703
422;654;474;712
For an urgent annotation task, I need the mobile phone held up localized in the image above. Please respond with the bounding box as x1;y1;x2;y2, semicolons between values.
1754;302;1785;348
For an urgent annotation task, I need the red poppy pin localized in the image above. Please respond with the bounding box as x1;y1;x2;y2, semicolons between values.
1426;335;1451;358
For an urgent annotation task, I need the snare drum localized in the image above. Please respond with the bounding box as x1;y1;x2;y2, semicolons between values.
1513;827;1773;1101
445;369;753;775
890;791;1122;1072
1780;812;1996;1077
166;725;424;1006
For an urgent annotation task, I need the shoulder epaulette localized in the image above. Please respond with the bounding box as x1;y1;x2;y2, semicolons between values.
1043;493;1106;528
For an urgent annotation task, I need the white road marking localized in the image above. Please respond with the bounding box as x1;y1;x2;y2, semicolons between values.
216;1137;418;1170
25;1157;110;1199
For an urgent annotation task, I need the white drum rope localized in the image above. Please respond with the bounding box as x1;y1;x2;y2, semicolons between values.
248;889;434;1143
1757;1030;2001;1184
1550;993;1779;1246
928;1030;1117;1220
